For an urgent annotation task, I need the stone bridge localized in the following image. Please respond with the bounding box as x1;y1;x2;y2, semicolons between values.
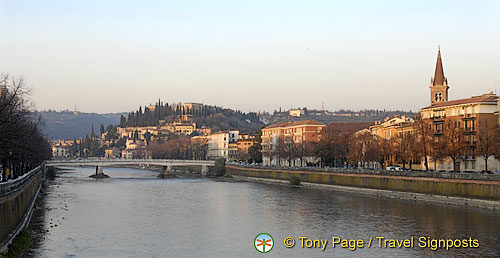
47;159;215;175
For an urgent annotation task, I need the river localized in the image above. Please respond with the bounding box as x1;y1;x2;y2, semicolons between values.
28;166;500;257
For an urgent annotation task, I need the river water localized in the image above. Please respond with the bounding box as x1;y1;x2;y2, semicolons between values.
28;167;500;257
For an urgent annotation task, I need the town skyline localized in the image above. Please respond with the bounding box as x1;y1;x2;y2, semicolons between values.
1;0;499;113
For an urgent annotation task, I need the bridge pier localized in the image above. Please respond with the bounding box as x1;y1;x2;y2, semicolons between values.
159;165;175;179
96;166;104;175
201;165;208;176
89;165;109;178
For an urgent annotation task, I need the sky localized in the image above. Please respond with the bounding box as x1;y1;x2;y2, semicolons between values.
1;0;499;114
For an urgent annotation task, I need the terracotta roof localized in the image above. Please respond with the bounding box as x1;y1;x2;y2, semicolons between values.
433;49;446;86
326;122;374;133
421;94;499;110
263;120;325;129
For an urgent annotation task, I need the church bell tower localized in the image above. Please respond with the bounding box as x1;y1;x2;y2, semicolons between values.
429;48;449;105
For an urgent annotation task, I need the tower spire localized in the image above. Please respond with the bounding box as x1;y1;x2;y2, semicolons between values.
429;47;449;105
433;48;445;86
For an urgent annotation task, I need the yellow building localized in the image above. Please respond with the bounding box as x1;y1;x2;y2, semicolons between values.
369;116;414;140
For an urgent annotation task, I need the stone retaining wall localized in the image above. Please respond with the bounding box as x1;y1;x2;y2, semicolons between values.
227;165;500;201
0;166;43;251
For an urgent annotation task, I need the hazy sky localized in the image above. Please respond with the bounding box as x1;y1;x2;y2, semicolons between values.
1;0;499;113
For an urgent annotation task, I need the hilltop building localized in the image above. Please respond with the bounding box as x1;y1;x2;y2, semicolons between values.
289;109;304;117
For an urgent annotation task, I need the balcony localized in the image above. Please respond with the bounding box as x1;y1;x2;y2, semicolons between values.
431;115;445;122
464;127;475;134
462;113;476;119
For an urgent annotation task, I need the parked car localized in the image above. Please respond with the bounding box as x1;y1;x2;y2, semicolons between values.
386;166;403;171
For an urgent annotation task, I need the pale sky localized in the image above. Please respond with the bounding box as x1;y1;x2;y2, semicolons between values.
1;0;499;113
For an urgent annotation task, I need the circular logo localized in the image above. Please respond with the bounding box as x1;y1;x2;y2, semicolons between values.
254;233;274;253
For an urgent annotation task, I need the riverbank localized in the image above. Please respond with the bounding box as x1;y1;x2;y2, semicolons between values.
227;165;500;210
233;175;500;210
0;166;60;257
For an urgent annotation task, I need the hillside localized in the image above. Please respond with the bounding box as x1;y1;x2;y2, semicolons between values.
38;110;125;140
38;104;417;140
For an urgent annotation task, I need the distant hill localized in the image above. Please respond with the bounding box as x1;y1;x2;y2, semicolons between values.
38;111;125;140
262;109;418;125
38;106;417;140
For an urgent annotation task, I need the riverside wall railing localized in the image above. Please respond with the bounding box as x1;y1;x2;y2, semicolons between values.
227;163;500;182
0;165;44;252
226;164;500;201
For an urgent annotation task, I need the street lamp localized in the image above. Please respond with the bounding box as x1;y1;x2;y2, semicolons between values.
8;151;13;180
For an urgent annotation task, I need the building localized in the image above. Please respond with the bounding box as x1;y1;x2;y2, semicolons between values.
226;134;257;161
261;120;325;166
104;147;121;158
429;48;449;106
183;102;203;113
369;116;414;140
52;145;70;158
173;122;196;135
195;126;212;135
289;109;304;117
51;140;74;158
207;130;239;160
419;49;499;172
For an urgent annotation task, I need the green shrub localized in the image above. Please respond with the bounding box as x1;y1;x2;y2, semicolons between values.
289;175;301;186
1;230;32;258
212;158;226;177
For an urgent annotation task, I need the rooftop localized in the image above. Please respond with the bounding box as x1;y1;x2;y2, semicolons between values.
263;119;325;129
421;93;498;110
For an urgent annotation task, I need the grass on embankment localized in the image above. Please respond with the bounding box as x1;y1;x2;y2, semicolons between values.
0;230;32;258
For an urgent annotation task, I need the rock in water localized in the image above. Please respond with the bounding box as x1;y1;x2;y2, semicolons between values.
89;173;110;179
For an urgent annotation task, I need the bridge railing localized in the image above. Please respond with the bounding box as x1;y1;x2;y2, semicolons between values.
47;158;214;164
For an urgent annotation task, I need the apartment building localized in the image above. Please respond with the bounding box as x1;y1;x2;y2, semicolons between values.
261;120;325;166
207;130;239;160
419;49;499;172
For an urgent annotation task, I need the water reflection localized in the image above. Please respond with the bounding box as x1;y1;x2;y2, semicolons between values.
29;167;499;257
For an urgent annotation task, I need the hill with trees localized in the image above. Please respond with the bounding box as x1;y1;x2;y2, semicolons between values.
38;110;124;140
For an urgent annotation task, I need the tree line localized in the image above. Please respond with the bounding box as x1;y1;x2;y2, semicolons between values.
315;116;500;172
0;74;51;181
118;99;262;133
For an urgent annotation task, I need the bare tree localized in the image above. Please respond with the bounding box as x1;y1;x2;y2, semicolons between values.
476;119;499;173
443;120;466;171
0;74;51;181
414;117;433;171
